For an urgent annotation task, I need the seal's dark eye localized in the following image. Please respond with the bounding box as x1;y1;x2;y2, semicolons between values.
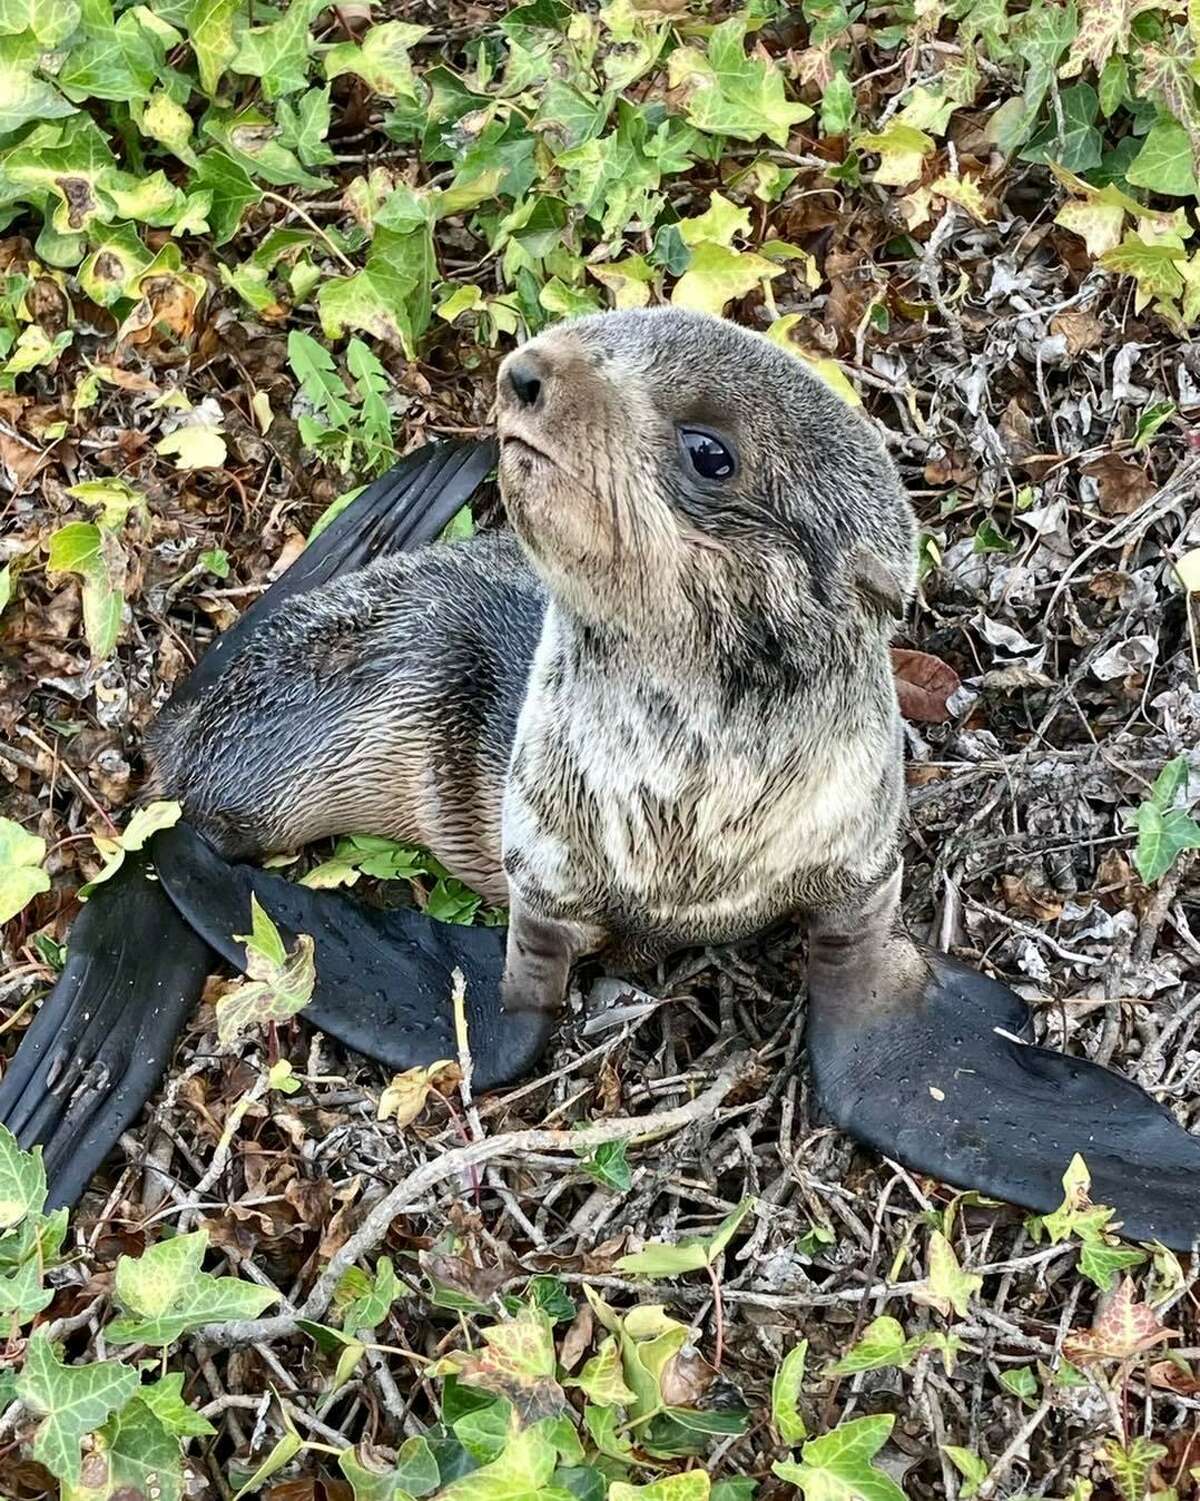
680;427;736;482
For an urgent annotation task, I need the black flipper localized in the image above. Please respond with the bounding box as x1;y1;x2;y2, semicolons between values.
153;822;549;1089
0;853;212;1209
806;952;1200;1251
171;437;496;708
0;439;498;1206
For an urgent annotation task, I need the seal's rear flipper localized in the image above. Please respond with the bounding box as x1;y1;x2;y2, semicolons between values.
0;853;213;1208
0;439;497;1206
154;823;548;1089
806;951;1200;1251
172;438;496;708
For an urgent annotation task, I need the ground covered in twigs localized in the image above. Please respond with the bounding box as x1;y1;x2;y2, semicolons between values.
1;1;1200;1498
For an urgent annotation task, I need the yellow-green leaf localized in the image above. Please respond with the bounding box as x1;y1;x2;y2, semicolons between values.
912;1231;982;1320
771;1341;808;1443
671;243;781;317
156;423;227;470
214;895;316;1044
0;817;50;925
853;123;934;185
773;1414;905;1501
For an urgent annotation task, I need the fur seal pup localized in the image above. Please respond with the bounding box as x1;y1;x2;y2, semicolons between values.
2;309;1198;1247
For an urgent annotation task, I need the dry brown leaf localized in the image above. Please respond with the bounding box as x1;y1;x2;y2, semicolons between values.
1050;307;1104;355
659;1345;717;1406
1081;454;1156;517
377;1060;461;1128
891;648;962;723
1000;874;1063;922
559;1303;595;1372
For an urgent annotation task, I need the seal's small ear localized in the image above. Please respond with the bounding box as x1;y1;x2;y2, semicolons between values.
849;545;909;620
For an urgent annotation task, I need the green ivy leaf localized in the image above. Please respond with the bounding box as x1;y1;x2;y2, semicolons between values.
436;1421;558;1501
46;520;124;659
1020;82;1101;171
826;1316;955;1376
773;1414;905;1501
771;1342;808;1444
1134;756;1200;883
341;1255;402;1334
670;242;781;317
0;818;50;926
912;1231;982;1320
80;799;182;894
667;17;811;146
278;85;336;167
1098;54;1128;117
319;211;435;358
325;21;430;100
69;1393;188;1501
0;1253;52;1323
188;0;239;96
14;1333;138;1486
0;35;77;133
140;88;197;164
232;0;317;99
137;1372;217;1438
1079;1241;1149;1292
615;1198;755;1276
998;1366;1038;1407
191;149;263;244
568;1336;636;1408
576;1138;632;1192
108;1228;280;1345
0;0;81;47
1127;118;1198;197
942;1446;988;1499
57;6;161;103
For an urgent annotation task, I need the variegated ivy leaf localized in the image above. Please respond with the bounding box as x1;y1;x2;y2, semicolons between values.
773;1414;905;1501
1059;0;1163;78
667;17;811;146
108;1228;280;1346
15;1333;138;1486
213;894;316;1044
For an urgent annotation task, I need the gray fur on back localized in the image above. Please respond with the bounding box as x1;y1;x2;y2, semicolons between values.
149;307;918;964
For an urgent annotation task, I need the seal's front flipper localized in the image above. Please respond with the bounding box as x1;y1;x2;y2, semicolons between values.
172;437;496;708
153;823;551;1089
0;853;213;1209
806;884;1200;1251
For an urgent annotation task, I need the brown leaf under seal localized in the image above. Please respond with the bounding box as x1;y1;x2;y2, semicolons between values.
891;648;962;723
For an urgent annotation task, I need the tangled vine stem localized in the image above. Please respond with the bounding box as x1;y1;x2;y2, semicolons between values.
196;1053;757;1349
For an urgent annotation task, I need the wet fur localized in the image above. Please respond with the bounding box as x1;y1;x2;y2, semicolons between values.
148;308;917;969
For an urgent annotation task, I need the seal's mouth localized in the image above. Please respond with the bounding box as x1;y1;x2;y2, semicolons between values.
498;427;554;467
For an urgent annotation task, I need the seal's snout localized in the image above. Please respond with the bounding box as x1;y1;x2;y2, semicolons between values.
506;354;544;409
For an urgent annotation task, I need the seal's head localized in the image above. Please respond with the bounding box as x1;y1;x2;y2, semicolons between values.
495;308;917;675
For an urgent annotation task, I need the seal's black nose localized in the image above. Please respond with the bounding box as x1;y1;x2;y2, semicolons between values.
506;355;543;408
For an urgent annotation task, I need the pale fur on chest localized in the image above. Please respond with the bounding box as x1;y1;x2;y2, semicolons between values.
501;613;898;946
